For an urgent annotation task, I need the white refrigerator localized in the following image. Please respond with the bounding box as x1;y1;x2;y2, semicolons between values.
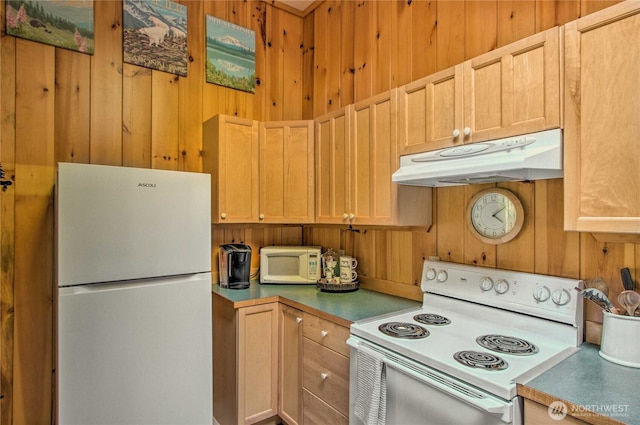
56;163;213;425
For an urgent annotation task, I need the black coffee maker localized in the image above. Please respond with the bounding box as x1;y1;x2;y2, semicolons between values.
218;244;252;289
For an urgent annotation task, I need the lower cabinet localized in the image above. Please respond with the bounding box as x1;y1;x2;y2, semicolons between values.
213;296;350;425
524;399;589;425
302;312;351;424
213;295;278;425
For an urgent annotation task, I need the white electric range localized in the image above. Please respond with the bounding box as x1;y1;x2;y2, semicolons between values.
348;260;583;425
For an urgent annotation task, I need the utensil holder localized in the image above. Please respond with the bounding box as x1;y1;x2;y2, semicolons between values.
599;311;640;368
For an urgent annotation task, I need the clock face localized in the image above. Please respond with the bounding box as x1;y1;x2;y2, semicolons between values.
468;189;524;244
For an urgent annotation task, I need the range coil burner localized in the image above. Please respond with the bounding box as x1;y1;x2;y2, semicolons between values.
413;313;451;326
476;334;539;356
453;350;509;370
378;322;430;339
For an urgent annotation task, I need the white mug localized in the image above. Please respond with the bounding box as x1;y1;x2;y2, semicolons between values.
340;269;357;283
340;256;357;270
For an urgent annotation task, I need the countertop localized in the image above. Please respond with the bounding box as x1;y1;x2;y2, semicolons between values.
212;281;421;326
519;343;640;425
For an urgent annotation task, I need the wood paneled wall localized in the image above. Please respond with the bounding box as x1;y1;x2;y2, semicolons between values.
0;0;632;422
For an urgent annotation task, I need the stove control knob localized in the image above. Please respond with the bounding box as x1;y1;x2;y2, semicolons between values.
494;279;510;294
479;277;494;291
552;289;571;306
533;286;551;302
425;268;437;281
436;270;448;282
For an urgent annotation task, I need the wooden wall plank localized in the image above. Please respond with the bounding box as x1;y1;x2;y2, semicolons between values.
312;1;330;116
410;0;437;80
465;0;497;59
90;0;123;166
436;1;465;70
497;0;536;47
302;12;314;119
0;32;17;425
353;0;373;101
339;0;355;108
55;49;91;164
392;1;412;87
535;0;580;31
266;4;284;120
436;186;465;264
151;72;180;170
178;0;204;172
282;11;304;120
14;39;55;425
496;182;535;272
122;64;152;168
372;1;392;94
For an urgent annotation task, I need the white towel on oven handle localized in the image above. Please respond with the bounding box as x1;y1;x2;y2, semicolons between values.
354;344;387;425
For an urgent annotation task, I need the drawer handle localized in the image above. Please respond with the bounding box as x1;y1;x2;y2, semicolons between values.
321;330;328;337
320;372;328;380
296;317;302;324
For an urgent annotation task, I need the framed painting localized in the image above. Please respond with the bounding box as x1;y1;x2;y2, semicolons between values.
205;15;256;93
5;0;94;54
123;0;188;76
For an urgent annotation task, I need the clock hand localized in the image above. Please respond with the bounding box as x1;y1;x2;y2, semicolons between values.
492;207;505;223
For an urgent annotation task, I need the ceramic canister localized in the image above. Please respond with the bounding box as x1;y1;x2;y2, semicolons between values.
599;310;640;368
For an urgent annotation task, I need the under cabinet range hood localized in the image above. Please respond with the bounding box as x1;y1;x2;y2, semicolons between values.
392;129;563;187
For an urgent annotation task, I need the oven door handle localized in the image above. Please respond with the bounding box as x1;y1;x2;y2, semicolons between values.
383;357;513;423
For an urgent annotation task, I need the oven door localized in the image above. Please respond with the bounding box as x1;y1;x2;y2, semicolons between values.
348;337;522;425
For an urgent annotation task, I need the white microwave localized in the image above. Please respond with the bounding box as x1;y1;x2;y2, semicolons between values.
259;246;321;284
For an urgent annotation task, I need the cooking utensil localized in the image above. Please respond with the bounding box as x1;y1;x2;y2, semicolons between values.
584;277;609;296
618;290;640;316
576;287;618;314
621;267;635;291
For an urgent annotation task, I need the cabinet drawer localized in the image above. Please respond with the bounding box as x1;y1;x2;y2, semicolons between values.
302;389;348;425
303;338;349;416
302;313;350;357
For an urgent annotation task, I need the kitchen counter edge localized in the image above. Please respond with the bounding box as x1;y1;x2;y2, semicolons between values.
211;281;421;328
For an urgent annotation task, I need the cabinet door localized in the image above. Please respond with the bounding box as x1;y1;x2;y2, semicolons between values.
279;305;303;425
259;120;315;224
564;2;640;233
350;90;398;225
463;27;560;143
238;303;278;424
315;107;352;224
398;65;464;155
203;115;259;223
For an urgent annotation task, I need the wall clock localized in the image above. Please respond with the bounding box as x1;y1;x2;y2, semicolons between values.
467;188;524;244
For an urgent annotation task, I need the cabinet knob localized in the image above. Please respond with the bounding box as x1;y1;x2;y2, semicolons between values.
343;213;349;220
321;330;328;337
259;213;265;220
320;372;328;380
296;317;302;324
452;129;461;138
220;213;227;219
463;127;471;136
349;213;355;220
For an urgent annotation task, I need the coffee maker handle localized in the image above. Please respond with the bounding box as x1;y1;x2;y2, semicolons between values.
228;255;233;277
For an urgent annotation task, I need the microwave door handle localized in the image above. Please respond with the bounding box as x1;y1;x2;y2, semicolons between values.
383;358;512;422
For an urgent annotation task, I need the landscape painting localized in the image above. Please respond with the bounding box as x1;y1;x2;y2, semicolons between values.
206;15;256;93
123;0;188;76
5;0;94;54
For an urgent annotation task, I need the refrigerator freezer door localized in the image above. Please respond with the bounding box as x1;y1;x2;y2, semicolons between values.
58;273;213;424
57;163;211;287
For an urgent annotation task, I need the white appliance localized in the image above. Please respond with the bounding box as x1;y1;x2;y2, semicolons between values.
348;260;583;425
259;245;322;284
56;163;213;425
392;129;563;187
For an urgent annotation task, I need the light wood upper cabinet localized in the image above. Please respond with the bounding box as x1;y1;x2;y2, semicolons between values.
315;106;352;224
203;115;259;223
279;304;303;425
564;2;640;234
398;65;464;155
398;27;561;155
204;115;315;224
259;121;315;224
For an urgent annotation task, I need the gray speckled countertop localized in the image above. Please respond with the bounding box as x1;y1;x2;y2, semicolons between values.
520;343;640;425
212;281;421;325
